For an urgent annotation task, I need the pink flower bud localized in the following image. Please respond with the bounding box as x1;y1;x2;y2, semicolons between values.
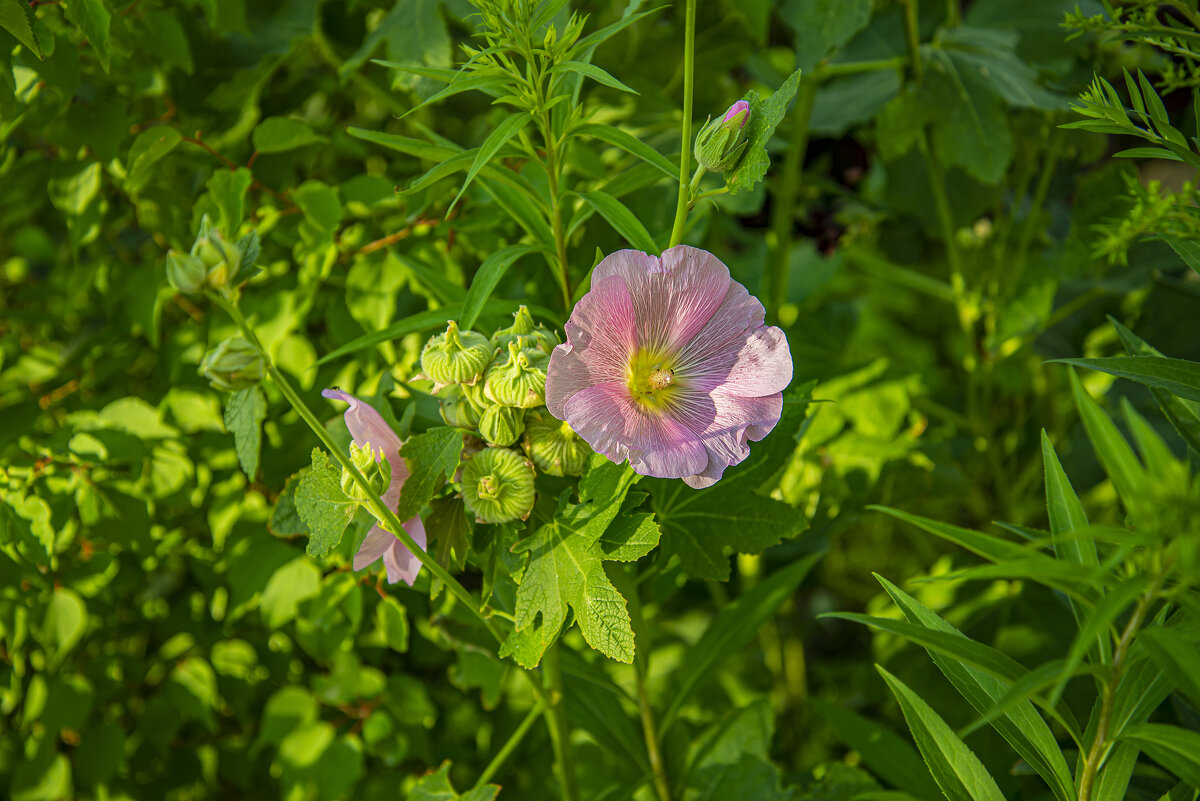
722;100;750;127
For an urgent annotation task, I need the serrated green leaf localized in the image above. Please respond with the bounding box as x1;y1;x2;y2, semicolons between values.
596;511;659;561
780;0;871;71
0;0;42;58
64;0;110;71
395;427;463;525
924;47;1011;185
661;552;821;733
295;450;357;558
877;666;1007;801
426;495;469;575
725;68;802;195
460;245;538;330
224;386;266;480
270;473;310;538
580;190;660;254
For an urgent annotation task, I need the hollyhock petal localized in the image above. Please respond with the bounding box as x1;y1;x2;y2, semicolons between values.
321;389;405;474
545;275;637;416
716;326;792;397
682;392;784;488
381;516;427;585
353;528;394;571
594;246;731;353
563;383;708;479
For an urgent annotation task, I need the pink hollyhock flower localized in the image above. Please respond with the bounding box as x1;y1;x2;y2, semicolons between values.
723;99;750;126
322;389;427;585
545;246;791;488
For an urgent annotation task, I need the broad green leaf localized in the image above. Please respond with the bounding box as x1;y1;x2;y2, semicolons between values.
580;191;659;254
1138;624;1200;712
725;69;803;195
1111;318;1200;453
923;47;1011;184
459;246;537;330
1053;356;1200;403
559;649;649;772
573;123;678;179
295;449;357;558
500;459;641;666
410;761;499;801
809;699;942;800
596;511;660;561
649;385;812;580
252;117;327;154
1067;369;1147;510
1120;724;1200;787
207;168;253;236
64;0;110;71
872;576;1076;801
0;0;41;58
48;162;102;217
126;126;182;192
224;386;266;480
260;558;321;628
661;552;821;732
395;427;463;525
292;180;342;232
877;666;1007;801
375;595;409;653
936;27;1066;111
780;0;871;71
551;60;638;94
426;495;469;577
269;473;309;538
449;112;531;212
342;0;449;77
43;588;87;664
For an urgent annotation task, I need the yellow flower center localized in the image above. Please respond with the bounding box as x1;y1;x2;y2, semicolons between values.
627;350;681;410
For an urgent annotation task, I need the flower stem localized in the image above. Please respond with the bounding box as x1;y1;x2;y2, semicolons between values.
209;292;505;644
763;76;816;324
668;0;698;250
542;643;579;801
637;657;672;801
474;698;547;790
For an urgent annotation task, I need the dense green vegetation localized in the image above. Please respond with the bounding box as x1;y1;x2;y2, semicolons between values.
3;0;1200;799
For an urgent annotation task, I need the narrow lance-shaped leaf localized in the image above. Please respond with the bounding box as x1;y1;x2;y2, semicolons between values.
1138;624;1200;712
448;112;532;213
459;245;538;330
1065;369;1147;512
1110;316;1200;454
550;61;639;94
573;123;679;180
580;191;660;255
876;666;1007;801
1051;356;1200;403
1120;724;1200;788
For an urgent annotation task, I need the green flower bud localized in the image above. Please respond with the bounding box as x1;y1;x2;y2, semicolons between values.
492;306;559;356
484;341;547;409
479;404;525;447
438;384;483;429
166;251;208;294
694;100;751;173
200;337;265;392
191;228;242;291
461;447;536;524
420;321;493;386
523;412;591;476
341;441;392;502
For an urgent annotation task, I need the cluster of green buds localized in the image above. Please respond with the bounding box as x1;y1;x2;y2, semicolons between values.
418;307;591;523
200;336;265;392
694;99;751;173
341;442;391;503
166;215;260;295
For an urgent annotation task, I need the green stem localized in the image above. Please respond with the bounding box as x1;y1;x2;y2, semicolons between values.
667;0;698;250
1012;122;1063;289
542;644;579;801
816;56;908;79
210;293;505;644
763;77;817;324
637;658;672;801
901;0;923;80
542;119;573;311
475;699;547;789
920;132;968;328
944;0;960;27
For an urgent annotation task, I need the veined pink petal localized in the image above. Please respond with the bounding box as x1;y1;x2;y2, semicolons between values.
593;246;731;353
563;383;708;479
545;275;637;417
325;388;424;586
682;392;784;488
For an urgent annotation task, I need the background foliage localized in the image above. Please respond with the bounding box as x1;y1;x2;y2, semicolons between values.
3;0;1200;800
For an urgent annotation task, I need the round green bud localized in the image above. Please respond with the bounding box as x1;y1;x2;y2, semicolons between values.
438;384;483;429
200;337;265;392
166;251;208;294
492;306;559;356
694;100;752;173
484;341;547;409
479;404;525;447
191;229;241;291
420;321;493;386
523;412;591;476
461;447;535;524
341;441;392;502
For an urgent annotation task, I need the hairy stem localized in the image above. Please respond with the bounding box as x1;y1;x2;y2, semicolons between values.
475;699;547;789
763;77;817;324
542;644;579;801
668;0;698;250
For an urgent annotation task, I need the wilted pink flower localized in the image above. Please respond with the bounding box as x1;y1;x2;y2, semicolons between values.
723;99;750;127
545;246;791;488
322;389;427;585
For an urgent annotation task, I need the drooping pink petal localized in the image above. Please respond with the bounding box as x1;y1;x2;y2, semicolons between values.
563;383;708;479
593;246;731;353
325;388;424;586
682;392;784;488
545;275;638;417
